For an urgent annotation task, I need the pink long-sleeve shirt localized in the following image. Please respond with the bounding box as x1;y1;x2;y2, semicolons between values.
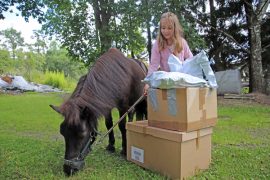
147;38;193;76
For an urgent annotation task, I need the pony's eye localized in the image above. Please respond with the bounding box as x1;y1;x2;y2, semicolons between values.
77;131;87;139
77;125;87;138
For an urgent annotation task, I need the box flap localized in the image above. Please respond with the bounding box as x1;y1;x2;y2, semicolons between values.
199;127;213;136
127;120;213;142
126;121;148;134
146;126;196;142
146;124;213;142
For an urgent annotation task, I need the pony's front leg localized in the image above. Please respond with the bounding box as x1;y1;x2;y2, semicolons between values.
135;99;147;120
118;110;127;156
128;108;135;122
105;113;115;153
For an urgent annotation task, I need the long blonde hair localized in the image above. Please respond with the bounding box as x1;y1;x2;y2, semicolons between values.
157;12;184;55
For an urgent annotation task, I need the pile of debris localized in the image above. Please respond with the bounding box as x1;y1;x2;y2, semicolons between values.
0;75;62;93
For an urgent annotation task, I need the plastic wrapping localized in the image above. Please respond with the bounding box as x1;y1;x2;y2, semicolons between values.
168;51;218;88
143;71;208;89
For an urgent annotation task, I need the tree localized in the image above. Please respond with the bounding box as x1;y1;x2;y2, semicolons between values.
17;51;37;81
0;0;45;23
113;0;146;57
0;49;12;74
261;17;270;95
31;30;47;54
44;41;87;80
185;0;270;94
43;0;100;64
244;0;269;93
91;0;114;54
0;28;24;59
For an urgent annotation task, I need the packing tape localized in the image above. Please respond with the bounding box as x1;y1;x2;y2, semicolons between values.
167;89;177;116
200;109;207;121
199;88;206;110
148;88;159;111
199;88;207;121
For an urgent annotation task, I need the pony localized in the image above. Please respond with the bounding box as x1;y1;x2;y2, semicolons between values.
50;48;147;175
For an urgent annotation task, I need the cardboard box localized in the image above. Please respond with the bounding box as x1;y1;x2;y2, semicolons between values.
147;88;217;132
127;121;212;180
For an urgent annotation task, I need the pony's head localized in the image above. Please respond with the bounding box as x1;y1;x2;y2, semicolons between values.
50;100;97;176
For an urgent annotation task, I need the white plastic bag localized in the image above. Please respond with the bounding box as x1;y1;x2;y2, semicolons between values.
143;71;208;89
168;50;218;88
168;54;183;72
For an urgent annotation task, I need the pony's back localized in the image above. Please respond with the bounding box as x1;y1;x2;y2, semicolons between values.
68;48;146;119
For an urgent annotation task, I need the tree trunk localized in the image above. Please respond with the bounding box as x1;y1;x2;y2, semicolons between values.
147;21;151;60
91;0;113;54
244;0;269;93
249;21;264;93
266;64;270;95
142;0;152;60
208;0;221;71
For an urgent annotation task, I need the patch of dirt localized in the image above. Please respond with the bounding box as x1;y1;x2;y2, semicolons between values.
218;93;270;106
0;89;24;95
252;93;270;105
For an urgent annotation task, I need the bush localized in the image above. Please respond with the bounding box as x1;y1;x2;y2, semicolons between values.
44;70;68;90
242;87;249;94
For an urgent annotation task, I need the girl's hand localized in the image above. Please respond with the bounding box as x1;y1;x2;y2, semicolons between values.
143;84;150;96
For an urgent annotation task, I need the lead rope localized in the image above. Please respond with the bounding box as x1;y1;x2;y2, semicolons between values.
94;94;145;146
67;94;146;175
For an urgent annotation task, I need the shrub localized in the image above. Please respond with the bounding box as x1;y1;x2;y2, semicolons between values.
44;70;68;89
242;87;249;94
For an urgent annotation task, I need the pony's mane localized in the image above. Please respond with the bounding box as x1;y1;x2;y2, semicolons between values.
61;48;138;125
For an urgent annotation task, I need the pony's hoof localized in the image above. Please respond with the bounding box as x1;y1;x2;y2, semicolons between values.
120;149;127;157
106;145;115;153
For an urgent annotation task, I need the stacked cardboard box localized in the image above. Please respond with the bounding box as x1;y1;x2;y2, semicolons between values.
147;88;217;132
126;87;217;179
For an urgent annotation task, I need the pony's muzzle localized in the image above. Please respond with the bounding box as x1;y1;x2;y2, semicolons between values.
63;159;85;176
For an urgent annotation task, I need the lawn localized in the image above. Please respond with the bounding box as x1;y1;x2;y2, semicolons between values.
0;92;269;179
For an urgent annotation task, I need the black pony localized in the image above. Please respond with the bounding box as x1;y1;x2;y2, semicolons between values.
50;48;147;175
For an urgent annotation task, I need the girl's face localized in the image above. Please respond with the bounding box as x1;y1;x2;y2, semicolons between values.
160;18;174;42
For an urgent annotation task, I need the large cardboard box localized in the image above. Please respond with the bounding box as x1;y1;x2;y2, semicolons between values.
148;87;217;132
127;121;212;180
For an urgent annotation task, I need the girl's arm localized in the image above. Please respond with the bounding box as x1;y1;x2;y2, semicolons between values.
147;41;161;76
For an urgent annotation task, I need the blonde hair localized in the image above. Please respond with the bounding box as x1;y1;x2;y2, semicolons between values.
157;12;184;55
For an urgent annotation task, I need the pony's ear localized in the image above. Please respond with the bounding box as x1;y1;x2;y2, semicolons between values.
49;104;62;114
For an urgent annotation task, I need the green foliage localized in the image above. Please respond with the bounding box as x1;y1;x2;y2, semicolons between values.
0;93;269;179
31;30;47;54
0;0;45;23
112;0;146;56
45;41;87;80
43;70;68;89
0;28;25;59
16;51;45;81
43;0;99;63
0;49;12;74
242;87;249;94
41;0;206;64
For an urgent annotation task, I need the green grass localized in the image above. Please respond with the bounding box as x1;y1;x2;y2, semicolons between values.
191;104;270;179
0;93;269;179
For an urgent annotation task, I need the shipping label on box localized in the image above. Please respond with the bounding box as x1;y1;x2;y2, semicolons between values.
131;146;144;163
148;88;217;131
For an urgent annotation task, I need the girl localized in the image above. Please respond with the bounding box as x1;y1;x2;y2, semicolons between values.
144;12;193;95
